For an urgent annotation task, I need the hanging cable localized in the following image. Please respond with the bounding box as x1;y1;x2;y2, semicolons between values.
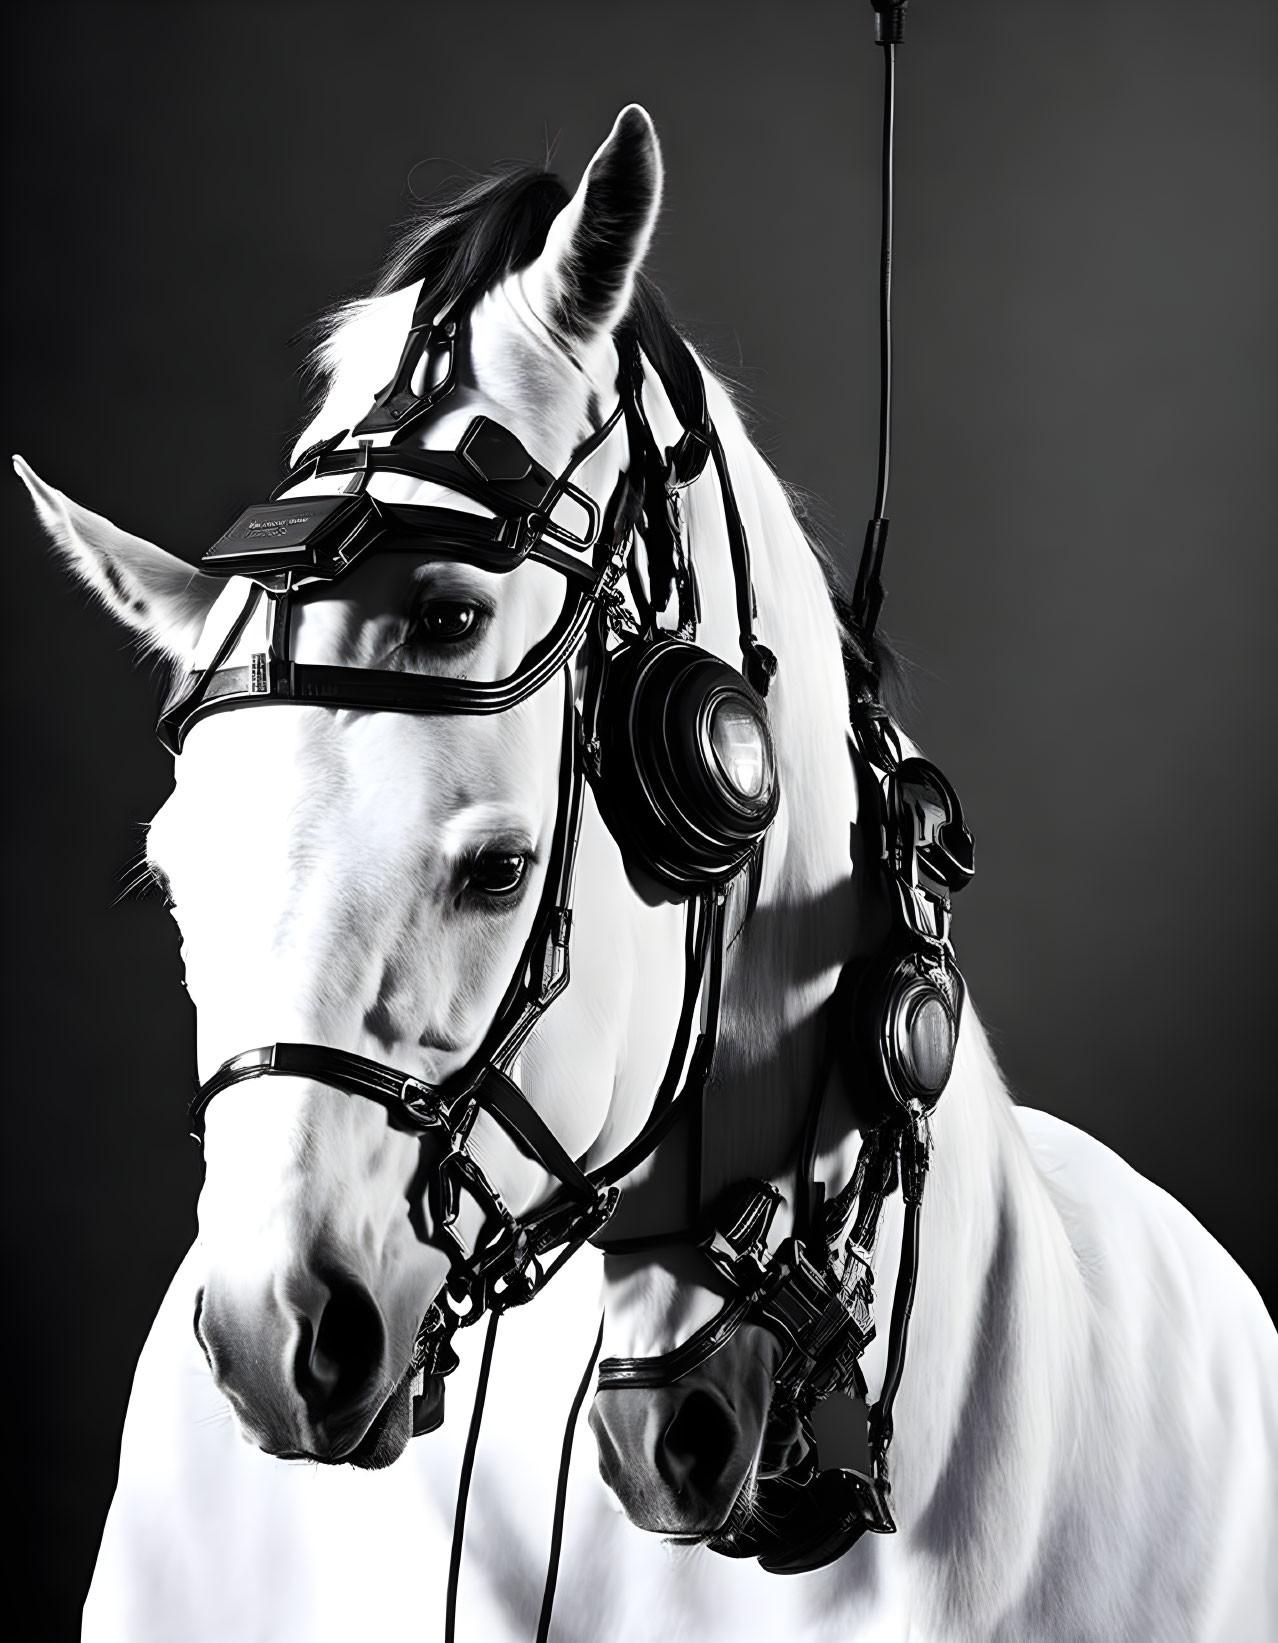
442;1309;604;1643
444;1308;502;1643
873;39;896;525
534;1316;606;1643
852;0;907;642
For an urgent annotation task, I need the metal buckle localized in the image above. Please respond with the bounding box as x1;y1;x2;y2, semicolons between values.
666;429;712;488
399;1076;445;1130
852;698;902;772
431;1100;516;1250
489;1249;545;1311
892;875;950;948
536;908;573;1003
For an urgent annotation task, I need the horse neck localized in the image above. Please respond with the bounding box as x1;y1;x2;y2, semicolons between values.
875;1010;1092;1608
688;376;862;1195
689;380;1091;1592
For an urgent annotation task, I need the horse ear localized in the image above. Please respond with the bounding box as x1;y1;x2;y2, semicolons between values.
14;455;221;661
522;104;664;353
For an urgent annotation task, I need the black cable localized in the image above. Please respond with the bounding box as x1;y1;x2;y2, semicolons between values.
444;1307;502;1643
876;1189;920;1426
852;31;901;641
873;42;896;524
868;1175;922;1496
534;1315;605;1643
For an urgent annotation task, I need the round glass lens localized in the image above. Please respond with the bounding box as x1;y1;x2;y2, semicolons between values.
905;994;953;1094
709;698;769;800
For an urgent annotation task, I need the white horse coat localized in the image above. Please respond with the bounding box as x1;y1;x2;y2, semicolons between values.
22;102;1275;1643
87;1080;1278;1641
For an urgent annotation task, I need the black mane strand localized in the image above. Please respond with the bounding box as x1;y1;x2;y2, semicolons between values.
371;167;570;317
317;162;887;695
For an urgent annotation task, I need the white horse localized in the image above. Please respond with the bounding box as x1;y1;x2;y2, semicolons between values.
19;104;1277;1642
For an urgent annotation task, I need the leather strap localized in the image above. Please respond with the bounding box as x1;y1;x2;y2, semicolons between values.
595;1293;756;1389
191;1044;598;1205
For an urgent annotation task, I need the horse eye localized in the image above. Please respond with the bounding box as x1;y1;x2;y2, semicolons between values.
418;600;480;642
468;852;528;898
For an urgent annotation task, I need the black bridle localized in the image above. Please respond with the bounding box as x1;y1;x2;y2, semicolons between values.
170;299;766;1430
166;1;967;1596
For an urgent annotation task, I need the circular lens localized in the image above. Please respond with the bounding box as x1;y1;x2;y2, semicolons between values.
901;992;953;1096
708;697;770;801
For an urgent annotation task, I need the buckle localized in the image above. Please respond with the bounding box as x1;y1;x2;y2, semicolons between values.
399;1076;445;1130
851;697;902;773
489;1250;545;1310
745;640;778;697
535;908;573;1003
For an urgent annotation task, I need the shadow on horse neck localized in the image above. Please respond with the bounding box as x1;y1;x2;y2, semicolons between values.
590;368;1103;1625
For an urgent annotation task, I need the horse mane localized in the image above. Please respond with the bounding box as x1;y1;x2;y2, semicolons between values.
302;162;895;705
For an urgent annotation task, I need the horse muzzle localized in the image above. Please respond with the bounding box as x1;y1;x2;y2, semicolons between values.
588;1378;761;1535
194;1267;416;1466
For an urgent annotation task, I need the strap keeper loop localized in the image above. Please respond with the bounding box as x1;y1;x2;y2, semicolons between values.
666;428;711;487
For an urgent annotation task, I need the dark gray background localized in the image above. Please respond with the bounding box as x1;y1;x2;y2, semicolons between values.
3;1;1274;1634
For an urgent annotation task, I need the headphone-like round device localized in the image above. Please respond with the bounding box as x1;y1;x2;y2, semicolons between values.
842;946;965;1127
831;731;972;1129
592;637;780;894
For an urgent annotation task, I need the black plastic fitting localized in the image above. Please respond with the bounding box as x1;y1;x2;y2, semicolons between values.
871;0;907;45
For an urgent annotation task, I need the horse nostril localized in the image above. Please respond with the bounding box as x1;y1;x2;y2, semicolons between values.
292;1274;384;1422
660;1388;737;1495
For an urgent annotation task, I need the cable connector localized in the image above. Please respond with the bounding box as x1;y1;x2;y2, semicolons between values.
870;0;907;45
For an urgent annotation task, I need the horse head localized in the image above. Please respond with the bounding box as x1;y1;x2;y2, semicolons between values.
18;106;738;1470
21;100;904;1552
